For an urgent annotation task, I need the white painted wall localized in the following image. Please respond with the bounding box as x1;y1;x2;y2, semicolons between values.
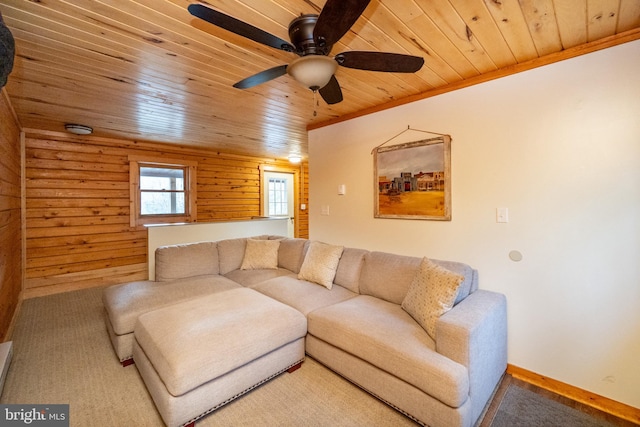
309;40;640;408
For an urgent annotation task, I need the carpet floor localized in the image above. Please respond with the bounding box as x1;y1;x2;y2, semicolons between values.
484;380;630;427
1;286;633;426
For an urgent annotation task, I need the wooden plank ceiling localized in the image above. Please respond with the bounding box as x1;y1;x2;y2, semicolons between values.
2;0;639;160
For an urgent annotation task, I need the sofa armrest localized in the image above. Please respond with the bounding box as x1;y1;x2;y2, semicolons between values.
436;289;507;422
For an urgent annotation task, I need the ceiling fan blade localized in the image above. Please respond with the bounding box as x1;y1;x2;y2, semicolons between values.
188;4;295;53
233;65;288;89
318;75;343;105
313;0;371;54
335;51;424;73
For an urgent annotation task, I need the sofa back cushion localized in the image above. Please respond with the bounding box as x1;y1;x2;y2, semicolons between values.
334;248;368;293
155;241;219;282
217;238;248;275
278;238;309;273
359;252;421;304
432;259;478;305
359;251;478;305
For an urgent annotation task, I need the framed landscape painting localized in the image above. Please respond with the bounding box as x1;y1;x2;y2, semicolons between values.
374;136;451;220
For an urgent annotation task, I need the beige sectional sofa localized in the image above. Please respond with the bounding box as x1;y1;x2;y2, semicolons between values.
103;235;507;427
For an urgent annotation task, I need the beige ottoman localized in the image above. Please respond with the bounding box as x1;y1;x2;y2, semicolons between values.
133;287;307;427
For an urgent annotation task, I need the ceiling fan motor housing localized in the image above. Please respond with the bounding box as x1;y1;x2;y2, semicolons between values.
289;15;326;56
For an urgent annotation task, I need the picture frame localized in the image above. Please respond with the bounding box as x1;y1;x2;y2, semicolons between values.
374;135;451;220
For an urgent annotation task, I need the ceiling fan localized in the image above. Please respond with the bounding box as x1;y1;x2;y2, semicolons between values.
188;1;425;105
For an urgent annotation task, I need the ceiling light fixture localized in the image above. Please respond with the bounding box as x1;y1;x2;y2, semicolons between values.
64;123;93;135
288;154;302;164
286;56;337;91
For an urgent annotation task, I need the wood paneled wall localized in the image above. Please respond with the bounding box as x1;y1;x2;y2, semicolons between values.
299;163;309;239
23;130;308;298
0;89;22;341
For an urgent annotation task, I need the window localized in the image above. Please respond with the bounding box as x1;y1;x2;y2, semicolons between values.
129;156;197;227
140;166;185;215
267;177;288;216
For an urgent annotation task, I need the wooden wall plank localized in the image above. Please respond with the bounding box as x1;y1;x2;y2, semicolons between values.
0;89;23;341
26;231;148;249
299;163;309;239
26;258;145;280
23;263;148;298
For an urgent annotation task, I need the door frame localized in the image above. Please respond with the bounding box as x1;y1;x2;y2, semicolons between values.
259;165;300;238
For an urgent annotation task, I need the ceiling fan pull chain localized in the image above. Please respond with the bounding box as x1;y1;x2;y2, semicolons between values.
313;90;318;117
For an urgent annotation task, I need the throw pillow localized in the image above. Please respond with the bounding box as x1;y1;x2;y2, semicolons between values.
297;241;344;289
401;257;464;340
240;238;280;270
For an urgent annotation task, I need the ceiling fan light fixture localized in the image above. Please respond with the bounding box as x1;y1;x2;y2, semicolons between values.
64;123;93;135
287;56;337;91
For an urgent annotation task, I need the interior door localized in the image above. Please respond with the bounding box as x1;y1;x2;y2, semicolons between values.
263;171;295;237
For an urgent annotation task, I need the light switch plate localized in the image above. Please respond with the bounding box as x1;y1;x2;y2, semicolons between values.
496;207;509;223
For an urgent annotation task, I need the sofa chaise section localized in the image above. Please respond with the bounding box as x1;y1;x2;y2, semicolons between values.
306;251;507;427
104;276;240;364
103;241;241;364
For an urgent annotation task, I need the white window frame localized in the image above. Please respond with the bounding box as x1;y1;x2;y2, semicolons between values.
129;155;197;227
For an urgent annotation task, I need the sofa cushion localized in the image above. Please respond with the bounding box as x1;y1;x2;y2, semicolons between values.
359;252;421;304
240;238;280;270
333;248;368;293
103;275;240;336
298;241;344;289
224;268;295;287
217;237;267;274
249;276;357;315
402;257;464;339
155;242;219;282
308;295;469;408
278;238;309;273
